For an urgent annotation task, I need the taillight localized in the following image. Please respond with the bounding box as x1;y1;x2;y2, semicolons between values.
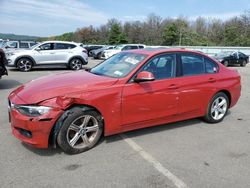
82;49;87;54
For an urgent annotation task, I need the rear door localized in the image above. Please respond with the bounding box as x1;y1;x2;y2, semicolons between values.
54;43;76;63
177;53;220;115
238;52;246;64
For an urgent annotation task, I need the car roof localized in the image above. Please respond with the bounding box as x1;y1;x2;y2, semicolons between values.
42;41;79;45
129;48;207;56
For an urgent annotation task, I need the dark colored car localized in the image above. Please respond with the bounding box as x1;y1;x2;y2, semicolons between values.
0;49;8;79
92;46;115;59
84;45;104;56
214;51;249;67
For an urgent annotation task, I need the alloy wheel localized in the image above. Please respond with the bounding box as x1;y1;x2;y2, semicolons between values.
70;59;82;70
17;59;32;71
211;96;228;121
66;115;99;149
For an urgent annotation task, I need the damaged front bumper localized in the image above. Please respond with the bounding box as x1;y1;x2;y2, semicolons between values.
8;95;64;148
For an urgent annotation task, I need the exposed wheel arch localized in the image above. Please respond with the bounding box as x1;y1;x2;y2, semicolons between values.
15;56;36;67
49;104;104;148
204;92;229;123
217;90;231;107
68;56;87;65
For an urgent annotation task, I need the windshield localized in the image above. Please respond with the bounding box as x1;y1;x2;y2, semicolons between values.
215;51;233;58
30;43;40;49
90;52;148;78
114;45;124;50
0;41;5;48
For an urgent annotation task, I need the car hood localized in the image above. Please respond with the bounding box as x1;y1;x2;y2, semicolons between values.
13;71;118;104
5;49;32;56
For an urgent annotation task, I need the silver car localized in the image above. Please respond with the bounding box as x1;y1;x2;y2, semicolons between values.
6;41;88;71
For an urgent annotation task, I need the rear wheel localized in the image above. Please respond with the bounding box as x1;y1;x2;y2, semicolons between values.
204;92;229;123
69;58;83;70
57;108;103;154
97;52;102;59
241;60;247;67
17;58;33;71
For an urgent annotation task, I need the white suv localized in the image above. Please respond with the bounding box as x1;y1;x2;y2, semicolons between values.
6;41;88;71
102;44;145;59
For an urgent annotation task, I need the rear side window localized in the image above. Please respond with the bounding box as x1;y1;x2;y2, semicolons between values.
181;54;205;76
139;45;144;49
205;58;219;74
181;54;219;76
19;42;29;48
55;43;76;49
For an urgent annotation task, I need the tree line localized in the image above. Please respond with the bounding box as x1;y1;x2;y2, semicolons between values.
42;10;250;46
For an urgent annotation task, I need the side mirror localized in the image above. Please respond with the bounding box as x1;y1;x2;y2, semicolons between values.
134;71;155;83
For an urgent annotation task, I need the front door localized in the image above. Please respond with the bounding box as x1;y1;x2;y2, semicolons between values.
121;53;179;125
32;43;55;64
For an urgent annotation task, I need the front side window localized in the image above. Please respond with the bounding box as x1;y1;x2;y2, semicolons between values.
181;54;205;76
140;54;176;80
38;43;54;50
91;52;148;78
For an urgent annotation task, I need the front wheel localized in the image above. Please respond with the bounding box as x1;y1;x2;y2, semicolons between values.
204;92;229;123
17;58;33;71
57;108;103;154
69;58;83;70
223;60;229;67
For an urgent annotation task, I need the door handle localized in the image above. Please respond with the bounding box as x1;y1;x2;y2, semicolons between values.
208;78;216;83
50;52;55;54
168;84;178;89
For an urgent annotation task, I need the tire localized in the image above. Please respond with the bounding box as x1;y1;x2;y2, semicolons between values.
57;108;103;154
97;52;102;59
204;92;229;123
223;60;229;67
241;60;247;67
16;57;33;71
69;58;83;70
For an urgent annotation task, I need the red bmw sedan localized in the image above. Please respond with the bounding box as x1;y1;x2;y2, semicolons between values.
8;49;241;154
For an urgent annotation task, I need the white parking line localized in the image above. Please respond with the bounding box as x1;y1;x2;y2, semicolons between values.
120;134;188;188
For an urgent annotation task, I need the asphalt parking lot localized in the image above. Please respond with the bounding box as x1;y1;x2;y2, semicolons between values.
0;59;250;188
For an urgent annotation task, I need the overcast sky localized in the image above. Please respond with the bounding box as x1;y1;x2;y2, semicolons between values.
0;0;249;37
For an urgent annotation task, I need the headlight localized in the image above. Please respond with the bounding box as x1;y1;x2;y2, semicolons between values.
15;105;52;117
6;52;15;56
